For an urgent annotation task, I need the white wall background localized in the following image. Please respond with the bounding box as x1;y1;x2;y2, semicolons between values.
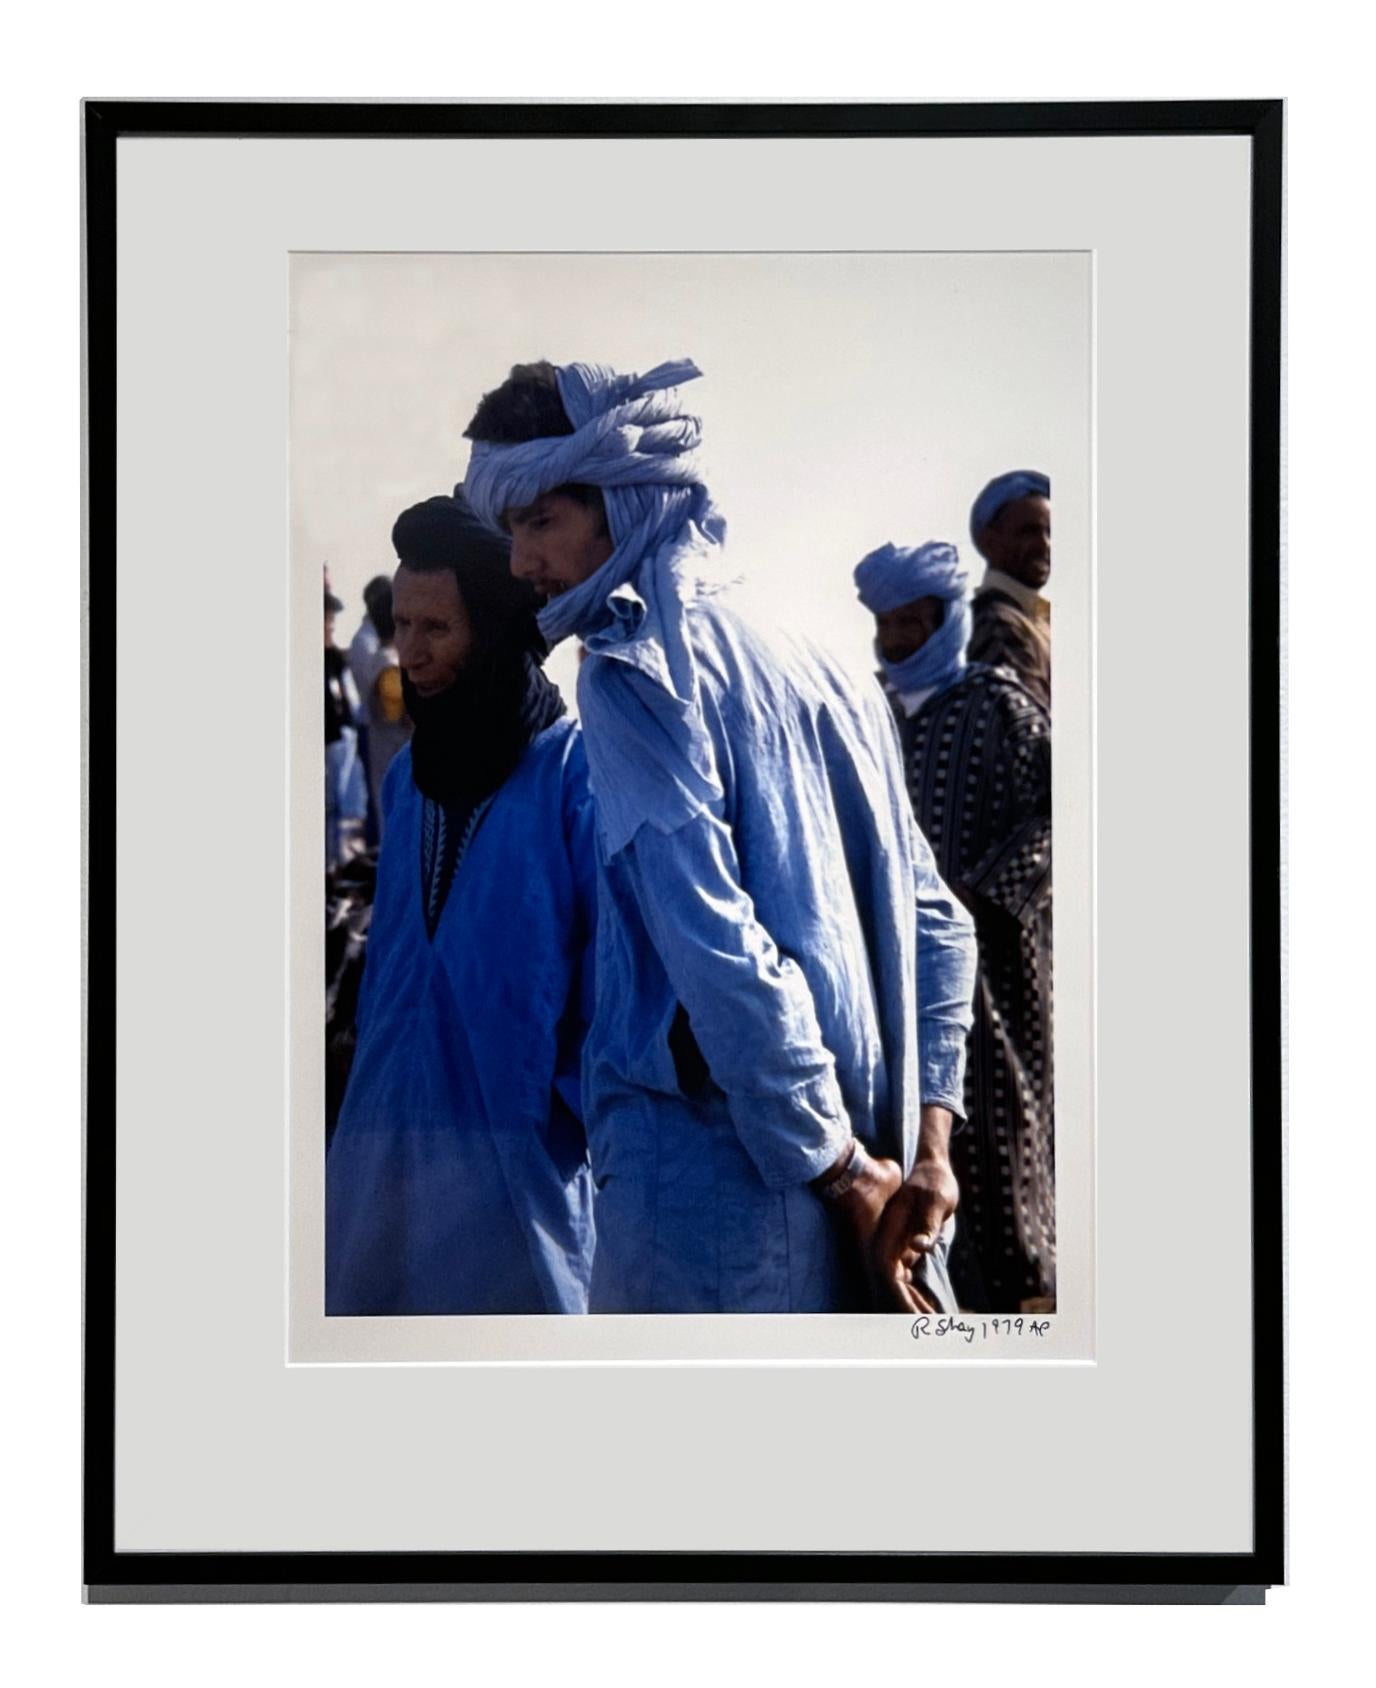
294;250;1083;703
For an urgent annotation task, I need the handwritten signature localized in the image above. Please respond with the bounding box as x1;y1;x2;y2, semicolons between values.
910;1315;1051;1343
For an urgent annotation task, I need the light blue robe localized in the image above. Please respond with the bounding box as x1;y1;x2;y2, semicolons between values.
577;595;977;1314
326;719;597;1315
461;358;976;1314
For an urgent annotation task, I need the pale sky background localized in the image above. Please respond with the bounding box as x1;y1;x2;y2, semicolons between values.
293;251;1088;704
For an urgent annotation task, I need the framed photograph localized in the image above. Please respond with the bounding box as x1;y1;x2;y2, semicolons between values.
84;98;1283;1602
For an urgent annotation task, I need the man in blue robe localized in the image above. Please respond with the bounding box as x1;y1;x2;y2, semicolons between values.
462;360;977;1313
326;492;598;1315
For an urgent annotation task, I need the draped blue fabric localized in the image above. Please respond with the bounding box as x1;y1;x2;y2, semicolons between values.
578;605;977;1312
464;359;978;1312
854;539;967;613
969;469;1050;543
854;540;973;697
464;358;738;857
326;720;598;1315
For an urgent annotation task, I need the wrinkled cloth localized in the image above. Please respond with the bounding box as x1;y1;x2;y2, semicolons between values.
579;601;977;1312
970;584;1052;713
467;358;976;1312
462;360;722;636
854;540;972;697
890;663;1055;1312
854;539;967;613
969;469;1050;544
464;360;736;852
326;720;598;1315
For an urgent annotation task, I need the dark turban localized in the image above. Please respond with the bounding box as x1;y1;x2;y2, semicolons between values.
390;487;563;805
391;487;539;645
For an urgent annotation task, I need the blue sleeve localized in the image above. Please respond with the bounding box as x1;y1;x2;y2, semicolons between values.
621;812;853;1191
552;749;599;1123
911;816;978;1115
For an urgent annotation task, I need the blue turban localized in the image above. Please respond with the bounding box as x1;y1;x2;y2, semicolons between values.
854;540;972;697
462;358;727;649
463;359;736;852
969;469;1050;547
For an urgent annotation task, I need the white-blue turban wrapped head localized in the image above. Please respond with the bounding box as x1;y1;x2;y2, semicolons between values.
462;358;728;650
854;539;971;696
462;358;736;854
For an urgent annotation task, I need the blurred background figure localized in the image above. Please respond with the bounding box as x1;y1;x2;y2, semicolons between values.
325;847;375;1150
856;539;1055;1313
968;470;1052;711
347;574;411;843
324;586;368;870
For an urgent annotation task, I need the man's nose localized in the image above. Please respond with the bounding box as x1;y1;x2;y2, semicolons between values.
509;533;538;581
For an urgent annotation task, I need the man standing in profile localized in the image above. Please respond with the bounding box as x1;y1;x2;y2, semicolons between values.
856;539;1055;1314
461;358;977;1316
968;470;1052;712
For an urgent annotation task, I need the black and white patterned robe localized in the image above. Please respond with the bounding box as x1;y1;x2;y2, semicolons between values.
893;663;1055;1311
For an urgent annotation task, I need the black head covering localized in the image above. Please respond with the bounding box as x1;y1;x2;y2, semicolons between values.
392;489;565;804
362;574;395;644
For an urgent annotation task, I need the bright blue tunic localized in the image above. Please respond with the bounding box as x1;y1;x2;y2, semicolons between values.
326;718;598;1315
577;595;977;1314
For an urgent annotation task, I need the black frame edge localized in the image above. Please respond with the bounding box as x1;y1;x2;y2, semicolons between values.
82;97;1286;1602
1247;96;1286;1589
83;93;119;1598
86;1581;1268;1606
80;97;1280;142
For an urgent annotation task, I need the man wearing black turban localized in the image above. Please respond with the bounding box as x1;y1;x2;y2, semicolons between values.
326;490;600;1315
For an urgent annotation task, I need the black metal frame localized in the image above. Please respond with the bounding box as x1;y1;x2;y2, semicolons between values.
83;98;1284;1604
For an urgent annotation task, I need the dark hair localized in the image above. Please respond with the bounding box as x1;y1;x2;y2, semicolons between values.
464;360;573;445
391;494;543;653
463;361;607;529
362;574;395;644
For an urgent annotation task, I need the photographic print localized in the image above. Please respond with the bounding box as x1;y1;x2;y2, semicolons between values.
296;250;1089;1350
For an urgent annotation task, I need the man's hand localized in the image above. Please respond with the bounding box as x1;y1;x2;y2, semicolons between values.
871;1106;960;1313
813;1140;904;1298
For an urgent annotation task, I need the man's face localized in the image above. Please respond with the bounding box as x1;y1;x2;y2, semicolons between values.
324;612;337;649
392;565;474;698
506;492;613;601
979;494;1051;588
874;595;945;665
